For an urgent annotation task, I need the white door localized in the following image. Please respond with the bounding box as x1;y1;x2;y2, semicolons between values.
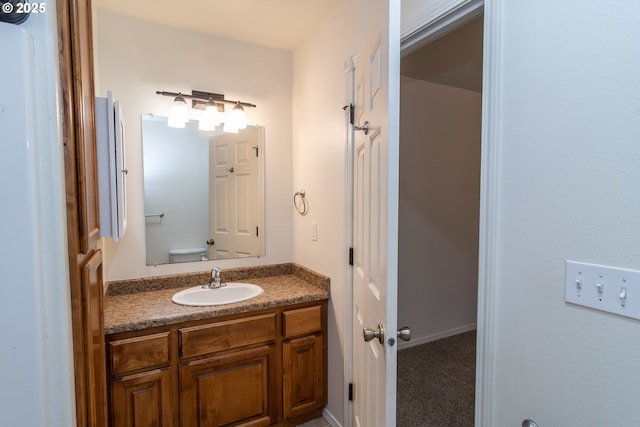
209;127;261;258
352;0;400;426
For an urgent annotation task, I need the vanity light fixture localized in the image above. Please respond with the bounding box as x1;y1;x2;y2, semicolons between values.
156;90;255;132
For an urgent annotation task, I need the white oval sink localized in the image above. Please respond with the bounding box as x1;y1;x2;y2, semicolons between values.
171;283;263;306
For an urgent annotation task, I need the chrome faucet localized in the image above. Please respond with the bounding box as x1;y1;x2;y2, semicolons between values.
202;267;224;289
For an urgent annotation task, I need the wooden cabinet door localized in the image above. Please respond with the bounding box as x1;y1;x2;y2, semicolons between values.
283;334;324;419
111;368;173;427
180;345;276;427
81;250;108;427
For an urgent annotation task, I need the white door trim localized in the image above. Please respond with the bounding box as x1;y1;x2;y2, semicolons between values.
475;1;501;425
398;1;501;426
343;56;356;427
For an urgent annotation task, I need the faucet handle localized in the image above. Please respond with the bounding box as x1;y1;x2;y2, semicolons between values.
211;267;221;279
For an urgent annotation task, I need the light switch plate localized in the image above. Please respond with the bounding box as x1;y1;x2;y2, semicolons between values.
565;260;640;320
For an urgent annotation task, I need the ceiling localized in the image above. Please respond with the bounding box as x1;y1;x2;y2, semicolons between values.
94;0;343;51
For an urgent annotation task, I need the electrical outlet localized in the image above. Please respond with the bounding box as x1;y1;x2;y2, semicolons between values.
565;260;640;320
311;222;317;241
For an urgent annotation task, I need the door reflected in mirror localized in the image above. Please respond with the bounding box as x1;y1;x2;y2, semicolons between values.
142;115;265;265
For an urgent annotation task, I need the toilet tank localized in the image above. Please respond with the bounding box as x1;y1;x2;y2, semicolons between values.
169;248;207;263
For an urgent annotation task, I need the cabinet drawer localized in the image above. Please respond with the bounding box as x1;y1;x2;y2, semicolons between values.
180;313;276;358
109;332;170;375
283;306;322;338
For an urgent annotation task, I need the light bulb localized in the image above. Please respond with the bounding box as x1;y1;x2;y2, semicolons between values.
168;93;188;127
231;102;247;129
199;100;221;131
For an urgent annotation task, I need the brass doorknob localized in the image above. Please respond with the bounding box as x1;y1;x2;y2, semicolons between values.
397;326;411;341
363;323;385;345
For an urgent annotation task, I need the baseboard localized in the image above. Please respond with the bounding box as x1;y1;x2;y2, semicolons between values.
322;407;343;427
397;323;477;350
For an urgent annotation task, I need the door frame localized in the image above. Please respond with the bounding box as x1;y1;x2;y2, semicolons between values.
343;56;356;427
344;0;501;425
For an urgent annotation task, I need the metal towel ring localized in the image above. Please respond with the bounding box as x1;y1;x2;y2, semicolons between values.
293;190;309;215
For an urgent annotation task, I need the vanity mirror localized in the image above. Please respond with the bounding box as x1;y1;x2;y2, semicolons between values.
142;115;265;265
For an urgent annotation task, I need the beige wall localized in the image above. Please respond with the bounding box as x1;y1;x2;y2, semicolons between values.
96;11;294;280
292;4;350;423
398;76;481;347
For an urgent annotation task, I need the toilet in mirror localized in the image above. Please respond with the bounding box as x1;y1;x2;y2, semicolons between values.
142;115;265;265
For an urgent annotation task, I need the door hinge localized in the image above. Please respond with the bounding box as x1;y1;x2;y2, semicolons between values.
256;226;259;237
253;145;259;157
348;247;353;266
348;383;354;401
343;103;354;125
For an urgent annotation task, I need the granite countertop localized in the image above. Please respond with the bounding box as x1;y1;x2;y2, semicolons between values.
104;263;330;335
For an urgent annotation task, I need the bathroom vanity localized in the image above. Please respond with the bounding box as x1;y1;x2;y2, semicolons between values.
104;264;329;427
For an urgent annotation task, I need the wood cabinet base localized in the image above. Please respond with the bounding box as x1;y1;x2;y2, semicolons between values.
107;300;327;427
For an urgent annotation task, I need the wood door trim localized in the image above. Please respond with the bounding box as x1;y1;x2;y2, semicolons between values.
57;1;87;425
58;0;104;425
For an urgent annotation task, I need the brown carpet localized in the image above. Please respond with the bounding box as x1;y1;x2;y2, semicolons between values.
397;330;476;427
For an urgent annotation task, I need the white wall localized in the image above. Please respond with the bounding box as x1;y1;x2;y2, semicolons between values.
292;10;348;423
96;11;293;280
488;0;640;425
398;77;480;347
0;1;76;425
292;1;360;424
